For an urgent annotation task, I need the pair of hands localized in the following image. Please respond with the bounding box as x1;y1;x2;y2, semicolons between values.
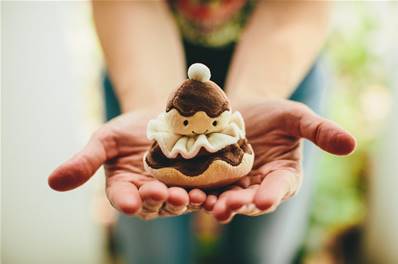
48;100;356;223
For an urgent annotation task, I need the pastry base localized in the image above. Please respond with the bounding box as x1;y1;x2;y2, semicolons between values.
143;145;254;189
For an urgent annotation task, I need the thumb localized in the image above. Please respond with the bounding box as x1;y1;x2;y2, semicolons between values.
288;104;357;155
48;130;116;191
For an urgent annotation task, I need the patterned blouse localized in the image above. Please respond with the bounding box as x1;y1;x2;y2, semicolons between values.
169;0;256;48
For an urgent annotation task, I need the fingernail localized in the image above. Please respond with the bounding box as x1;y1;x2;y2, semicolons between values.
188;203;202;210
142;199;163;212
163;203;187;215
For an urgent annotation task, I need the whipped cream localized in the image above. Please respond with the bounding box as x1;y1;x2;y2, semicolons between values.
147;111;246;159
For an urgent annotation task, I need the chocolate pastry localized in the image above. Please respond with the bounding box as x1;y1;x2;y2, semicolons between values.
143;63;254;188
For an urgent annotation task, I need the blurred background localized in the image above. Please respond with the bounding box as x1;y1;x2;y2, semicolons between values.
2;1;397;264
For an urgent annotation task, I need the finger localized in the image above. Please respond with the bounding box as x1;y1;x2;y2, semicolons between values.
161;187;189;215
137;211;160;221
48;129;116;191
225;186;259;211
218;212;237;224
203;195;217;211
139;181;168;213
253;169;297;211
212;195;234;222
210;185;243;220
106;181;141;215
288;105;356;155
236;175;251;188
188;189;207;210
236;203;265;216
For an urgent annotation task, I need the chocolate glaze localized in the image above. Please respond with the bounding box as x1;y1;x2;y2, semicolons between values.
166;80;230;118
146;139;252;176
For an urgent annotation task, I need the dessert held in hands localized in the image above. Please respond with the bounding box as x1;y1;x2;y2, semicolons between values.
144;63;254;188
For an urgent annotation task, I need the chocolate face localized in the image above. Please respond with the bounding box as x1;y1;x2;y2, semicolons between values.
145;139;252;176
166;80;230;118
165;109;231;136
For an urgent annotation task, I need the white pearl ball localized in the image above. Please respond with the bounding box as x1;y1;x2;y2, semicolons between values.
188;63;211;82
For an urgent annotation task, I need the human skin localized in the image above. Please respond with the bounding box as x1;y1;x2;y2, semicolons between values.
48;1;355;221
48;101;356;221
226;1;330;102
48;110;207;219
208;101;356;222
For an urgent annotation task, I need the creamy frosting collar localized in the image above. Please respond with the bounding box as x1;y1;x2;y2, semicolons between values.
147;111;246;159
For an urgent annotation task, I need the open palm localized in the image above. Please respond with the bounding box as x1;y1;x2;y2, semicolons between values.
49;100;355;222
209;100;356;222
48;111;207;219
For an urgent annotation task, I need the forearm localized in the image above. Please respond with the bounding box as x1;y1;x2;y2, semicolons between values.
226;1;330;106
93;1;185;113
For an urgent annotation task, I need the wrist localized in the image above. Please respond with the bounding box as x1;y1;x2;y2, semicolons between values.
120;101;164;114
229;94;274;112
225;73;295;107
114;80;181;114
117;91;166;114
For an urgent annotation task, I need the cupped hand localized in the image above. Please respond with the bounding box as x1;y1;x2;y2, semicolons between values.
209;99;357;223
48;111;207;219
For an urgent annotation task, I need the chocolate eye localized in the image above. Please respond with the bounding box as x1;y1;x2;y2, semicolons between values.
212;120;218;126
183;120;189;126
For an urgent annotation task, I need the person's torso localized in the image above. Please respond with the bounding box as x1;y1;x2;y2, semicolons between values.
168;0;255;48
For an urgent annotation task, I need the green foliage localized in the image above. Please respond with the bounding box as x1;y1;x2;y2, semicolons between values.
305;2;391;255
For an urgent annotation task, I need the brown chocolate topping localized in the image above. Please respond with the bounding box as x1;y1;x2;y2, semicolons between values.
166;80;230;118
146;139;252;176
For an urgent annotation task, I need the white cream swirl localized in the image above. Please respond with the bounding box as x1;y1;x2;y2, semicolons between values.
147;111;246;159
